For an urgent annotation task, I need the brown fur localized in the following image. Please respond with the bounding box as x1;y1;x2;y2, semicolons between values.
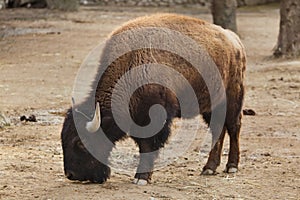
98;13;246;111
61;13;246;184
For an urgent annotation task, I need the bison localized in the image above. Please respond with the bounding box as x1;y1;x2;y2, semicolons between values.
61;13;246;185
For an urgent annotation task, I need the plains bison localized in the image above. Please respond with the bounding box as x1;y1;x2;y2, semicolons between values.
61;13;246;185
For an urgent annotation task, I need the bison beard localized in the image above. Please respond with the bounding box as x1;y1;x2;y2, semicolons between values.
61;13;246;184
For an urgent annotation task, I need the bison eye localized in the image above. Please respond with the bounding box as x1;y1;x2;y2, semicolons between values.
76;140;86;150
72;137;87;152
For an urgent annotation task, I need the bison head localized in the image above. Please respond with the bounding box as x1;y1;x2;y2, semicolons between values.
61;103;111;183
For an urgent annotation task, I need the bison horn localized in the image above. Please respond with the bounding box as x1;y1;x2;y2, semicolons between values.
86;102;101;133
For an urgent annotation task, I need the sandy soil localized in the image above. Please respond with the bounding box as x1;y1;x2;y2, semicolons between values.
0;4;299;200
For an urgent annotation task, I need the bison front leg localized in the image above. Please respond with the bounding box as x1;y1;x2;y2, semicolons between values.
132;122;171;185
133;146;158;185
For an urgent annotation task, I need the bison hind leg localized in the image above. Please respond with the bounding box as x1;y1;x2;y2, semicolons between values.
201;100;242;175
224;83;244;173
201;102;227;175
224;112;242;174
201;124;226;175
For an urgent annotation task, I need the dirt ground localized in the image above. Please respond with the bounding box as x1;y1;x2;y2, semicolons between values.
0;4;299;200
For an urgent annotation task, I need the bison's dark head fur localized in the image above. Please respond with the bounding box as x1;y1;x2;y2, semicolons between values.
61;108;111;183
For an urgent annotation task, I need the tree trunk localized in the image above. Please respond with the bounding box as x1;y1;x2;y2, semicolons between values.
212;0;238;33
274;0;300;58
46;0;78;11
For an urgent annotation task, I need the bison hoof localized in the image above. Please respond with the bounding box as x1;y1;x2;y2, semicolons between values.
201;169;215;175
133;178;148;186
225;167;238;173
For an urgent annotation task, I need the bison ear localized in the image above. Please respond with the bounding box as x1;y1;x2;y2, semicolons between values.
86;102;101;133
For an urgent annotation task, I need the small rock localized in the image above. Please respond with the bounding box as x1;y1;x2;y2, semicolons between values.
243;109;256;116
20;114;37;122
261;153;271;157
